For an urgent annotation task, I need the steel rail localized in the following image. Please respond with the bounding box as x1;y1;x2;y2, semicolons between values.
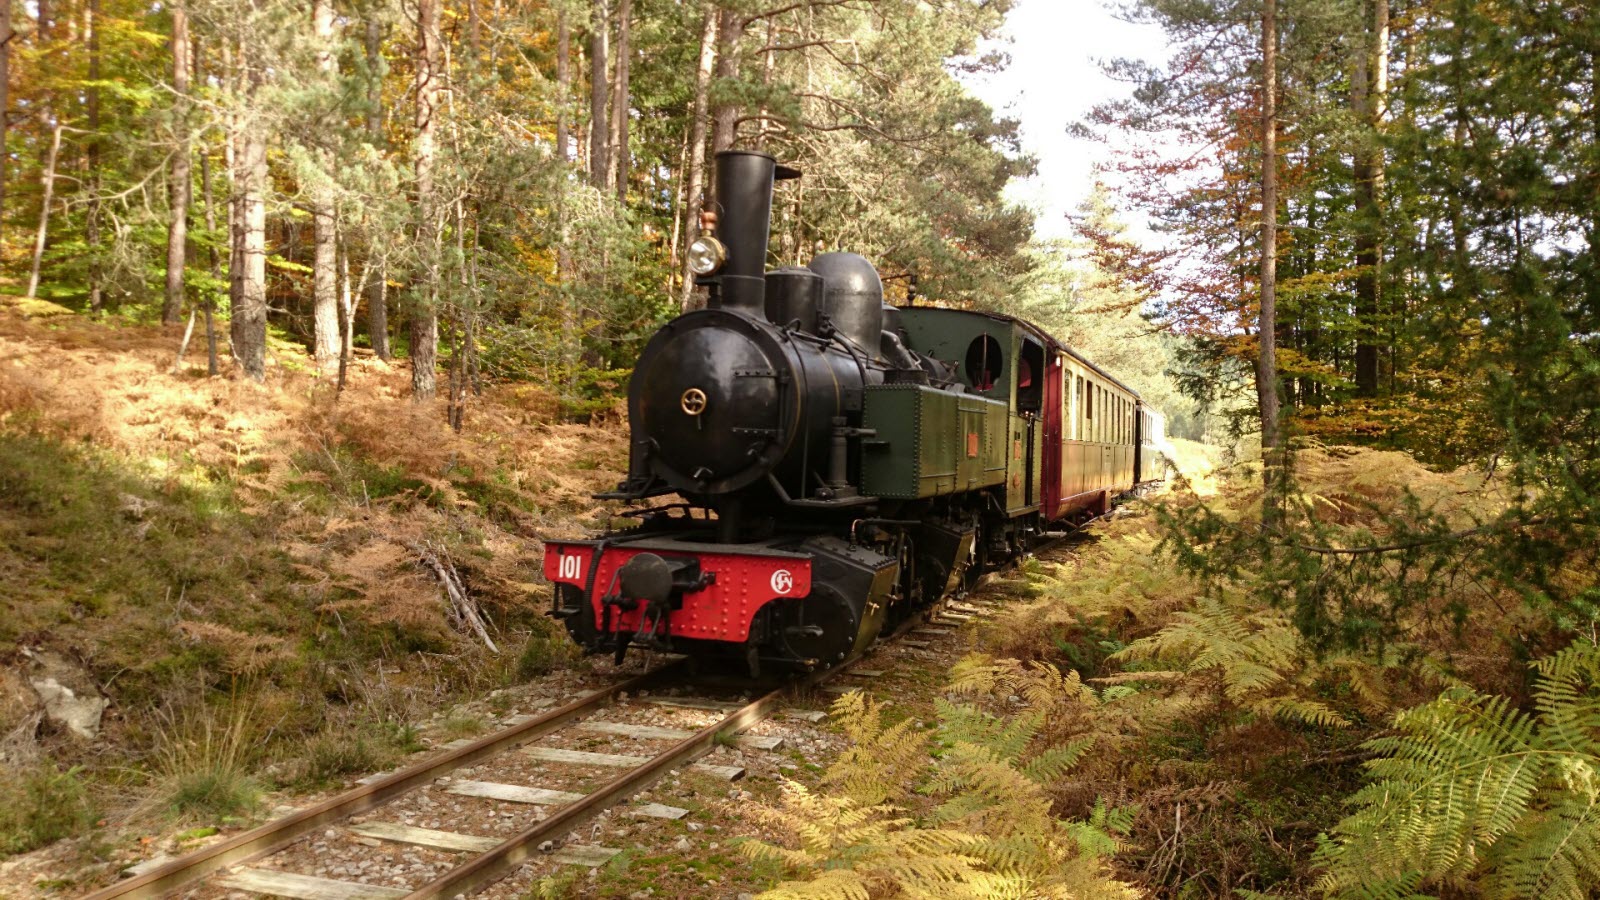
401;662;840;900
83;662;681;900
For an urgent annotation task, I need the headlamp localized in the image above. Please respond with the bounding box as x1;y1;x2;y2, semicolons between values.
687;236;728;276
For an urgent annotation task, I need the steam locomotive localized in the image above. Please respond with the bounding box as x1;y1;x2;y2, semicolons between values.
543;150;1167;676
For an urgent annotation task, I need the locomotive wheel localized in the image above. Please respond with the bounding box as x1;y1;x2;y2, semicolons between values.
780;584;856;664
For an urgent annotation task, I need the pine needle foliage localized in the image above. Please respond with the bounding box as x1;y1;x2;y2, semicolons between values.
743;689;1138;899
1316;641;1600;900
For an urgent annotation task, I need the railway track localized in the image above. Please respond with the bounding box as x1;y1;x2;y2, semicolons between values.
87;604;1004;900
81;529;1107;900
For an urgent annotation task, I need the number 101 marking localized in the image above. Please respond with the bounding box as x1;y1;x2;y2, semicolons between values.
558;554;582;580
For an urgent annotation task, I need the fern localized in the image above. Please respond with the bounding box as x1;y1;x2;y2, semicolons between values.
745;682;1138;899
821;691;931;806
1317;641;1600;900
1110;595;1367;729
1113;596;1297;701
947;656;1099;710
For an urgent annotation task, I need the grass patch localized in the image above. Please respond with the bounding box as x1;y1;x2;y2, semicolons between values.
385;721;427;755
295;729;393;788
154;703;263;822
438;712;488;741
288;445;426;507
166;768;260;822
513;625;574;681
0;765;97;857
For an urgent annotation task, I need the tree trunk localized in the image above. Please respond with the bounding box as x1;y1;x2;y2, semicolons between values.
555;7;577;388
227;28;269;382
667;131;686;285
163;0;191;325
85;0;104;312
25;124;62;299
364;12;391;359
555;8;570;161
608;0;631;200
337;230;354;391
311;0;340;376
200;138;219;376
755;18;774;148
411;0;442;400
710;7;742;152
173;309;197;369
0;0;10;238
1256;0;1282;462
230;116;269;381
679;2;717;312
1352;0;1388;397
444;198;472;429
587;0;609;188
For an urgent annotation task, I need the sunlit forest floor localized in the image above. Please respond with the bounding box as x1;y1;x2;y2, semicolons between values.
0;299;637;888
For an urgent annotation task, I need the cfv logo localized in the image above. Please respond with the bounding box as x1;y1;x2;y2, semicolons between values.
770;569;794;595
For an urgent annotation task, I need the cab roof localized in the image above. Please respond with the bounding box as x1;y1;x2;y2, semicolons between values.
896;306;1143;400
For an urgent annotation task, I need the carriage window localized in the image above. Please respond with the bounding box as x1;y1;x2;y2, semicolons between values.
964;334;1004;392
1017;340;1044;411
1076;376;1084;439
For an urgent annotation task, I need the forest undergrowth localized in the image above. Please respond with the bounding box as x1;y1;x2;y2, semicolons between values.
0;305;629;876
748;445;1599;899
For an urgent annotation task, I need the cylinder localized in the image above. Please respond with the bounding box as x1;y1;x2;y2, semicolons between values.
764;267;825;332
808;252;884;356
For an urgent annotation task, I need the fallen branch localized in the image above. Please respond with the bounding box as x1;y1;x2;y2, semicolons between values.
408;541;499;654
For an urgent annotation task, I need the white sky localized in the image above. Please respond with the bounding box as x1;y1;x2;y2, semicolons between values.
960;0;1171;240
